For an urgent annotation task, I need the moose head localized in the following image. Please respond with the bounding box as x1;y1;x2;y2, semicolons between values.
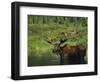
46;32;68;55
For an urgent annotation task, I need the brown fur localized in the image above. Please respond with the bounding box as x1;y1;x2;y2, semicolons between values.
62;45;86;56
53;44;86;64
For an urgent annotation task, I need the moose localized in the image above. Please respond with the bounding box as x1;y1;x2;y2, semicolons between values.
46;32;87;65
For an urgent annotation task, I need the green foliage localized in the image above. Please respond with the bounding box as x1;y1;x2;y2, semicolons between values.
28;15;87;27
28;15;88;66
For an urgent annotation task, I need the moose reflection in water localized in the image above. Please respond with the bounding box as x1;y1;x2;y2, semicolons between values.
46;32;87;65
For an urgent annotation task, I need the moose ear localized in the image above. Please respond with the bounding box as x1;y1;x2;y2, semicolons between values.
60;38;67;43
60;43;66;48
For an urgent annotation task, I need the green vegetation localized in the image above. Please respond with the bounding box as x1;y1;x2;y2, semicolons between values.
28;15;88;66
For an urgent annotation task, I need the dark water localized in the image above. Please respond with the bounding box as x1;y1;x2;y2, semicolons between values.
28;53;87;67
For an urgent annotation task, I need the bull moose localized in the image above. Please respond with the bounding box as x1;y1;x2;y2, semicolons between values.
46;32;87;65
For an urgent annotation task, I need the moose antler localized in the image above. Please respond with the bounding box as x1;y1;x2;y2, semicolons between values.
45;31;80;45
44;37;56;45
